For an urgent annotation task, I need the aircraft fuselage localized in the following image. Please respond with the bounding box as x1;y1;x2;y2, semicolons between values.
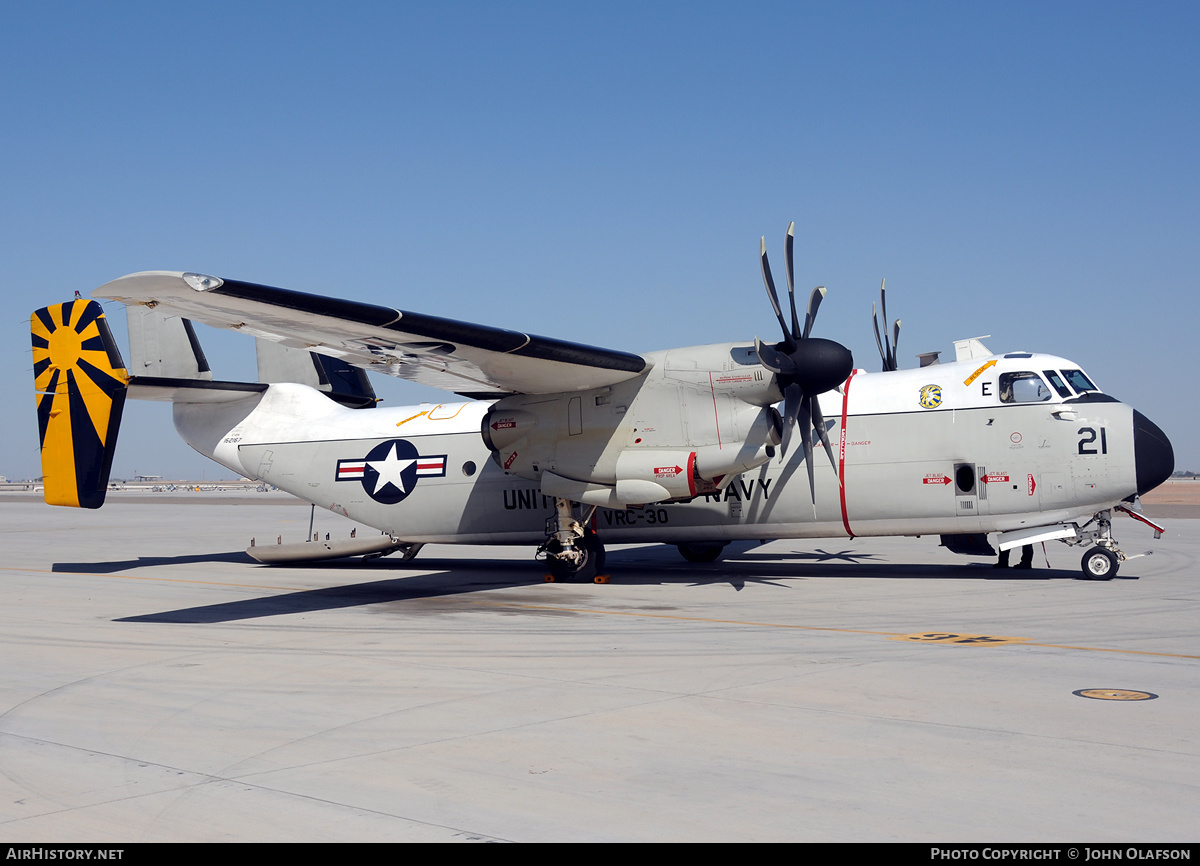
171;345;1170;548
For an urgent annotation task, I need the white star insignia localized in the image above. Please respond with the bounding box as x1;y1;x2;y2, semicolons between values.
368;443;415;495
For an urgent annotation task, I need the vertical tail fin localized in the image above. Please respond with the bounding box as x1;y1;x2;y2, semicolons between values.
256;339;377;408
31;300;129;508
126;306;212;380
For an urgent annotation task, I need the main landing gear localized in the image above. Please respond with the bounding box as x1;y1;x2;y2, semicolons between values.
538;497;606;582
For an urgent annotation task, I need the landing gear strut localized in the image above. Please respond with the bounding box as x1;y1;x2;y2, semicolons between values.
538;497;606;582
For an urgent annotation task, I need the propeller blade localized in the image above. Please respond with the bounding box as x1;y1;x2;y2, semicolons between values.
872;301;888;369
755;337;796;376
880;279;895;371
810;398;839;475
798;396;816;505
780;382;804;459
803;286;826;340
880;279;889;345
785;222;801;342
891;319;901;371
760;239;792;349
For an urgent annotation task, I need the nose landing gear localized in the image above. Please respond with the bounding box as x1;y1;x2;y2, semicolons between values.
1067;508;1164;580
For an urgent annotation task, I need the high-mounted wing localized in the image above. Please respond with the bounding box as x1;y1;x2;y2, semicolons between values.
94;272;648;396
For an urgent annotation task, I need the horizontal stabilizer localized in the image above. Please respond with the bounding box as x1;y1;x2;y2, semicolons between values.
127;376;268;403
32;300;129;508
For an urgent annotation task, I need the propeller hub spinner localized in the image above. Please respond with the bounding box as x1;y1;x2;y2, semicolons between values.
784;337;854;394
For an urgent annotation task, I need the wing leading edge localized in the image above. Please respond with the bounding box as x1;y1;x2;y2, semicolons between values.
94;271;648;396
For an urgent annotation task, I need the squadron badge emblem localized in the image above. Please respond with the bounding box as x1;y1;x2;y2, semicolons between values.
335;439;446;504
919;384;942;409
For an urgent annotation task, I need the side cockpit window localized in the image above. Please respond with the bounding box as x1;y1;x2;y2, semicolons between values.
1061;369;1098;394
999;371;1052;403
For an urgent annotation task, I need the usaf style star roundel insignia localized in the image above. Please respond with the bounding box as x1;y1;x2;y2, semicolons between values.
335;439;446;504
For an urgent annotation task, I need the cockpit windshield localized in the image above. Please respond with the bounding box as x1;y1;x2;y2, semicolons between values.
999;371;1052;403
1061;369;1097;393
1043;370;1072;398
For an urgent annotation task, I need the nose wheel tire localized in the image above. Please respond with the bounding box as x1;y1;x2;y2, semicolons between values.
1082;546;1118;580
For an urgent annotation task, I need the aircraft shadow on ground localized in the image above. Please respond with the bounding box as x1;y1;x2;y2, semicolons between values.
114;558;543;624
95;544;1128;625
55;551;257;573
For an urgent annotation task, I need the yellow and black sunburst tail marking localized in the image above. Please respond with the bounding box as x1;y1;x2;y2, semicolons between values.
31;300;130;508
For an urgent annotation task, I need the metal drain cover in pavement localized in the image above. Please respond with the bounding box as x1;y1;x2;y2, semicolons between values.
1073;689;1158;701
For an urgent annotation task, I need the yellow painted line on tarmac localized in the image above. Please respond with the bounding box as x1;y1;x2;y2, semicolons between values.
1018;641;1200;660
468;600;1200;660
469;599;898;635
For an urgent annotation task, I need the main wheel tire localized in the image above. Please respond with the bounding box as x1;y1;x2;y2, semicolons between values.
547;548;599;582
1082;546;1119;580
586;529;606;573
547;533;605;582
677;542;728;563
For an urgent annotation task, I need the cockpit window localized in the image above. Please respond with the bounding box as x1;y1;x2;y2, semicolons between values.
1061;369;1097;393
1043;370;1072;398
999;371;1052;403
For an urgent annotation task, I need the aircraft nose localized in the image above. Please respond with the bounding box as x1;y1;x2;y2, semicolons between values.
1133;410;1174;495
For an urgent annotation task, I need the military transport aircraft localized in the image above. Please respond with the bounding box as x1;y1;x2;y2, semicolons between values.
31;225;1174;581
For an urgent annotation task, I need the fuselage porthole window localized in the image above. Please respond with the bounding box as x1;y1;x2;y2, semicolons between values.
999;371;1052;404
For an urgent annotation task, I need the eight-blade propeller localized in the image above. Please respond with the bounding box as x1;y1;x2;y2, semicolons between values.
755;222;854;504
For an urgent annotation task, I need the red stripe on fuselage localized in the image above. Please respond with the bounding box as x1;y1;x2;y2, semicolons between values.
839;370;858;538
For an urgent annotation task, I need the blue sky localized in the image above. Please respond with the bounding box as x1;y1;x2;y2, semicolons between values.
4;1;1197;479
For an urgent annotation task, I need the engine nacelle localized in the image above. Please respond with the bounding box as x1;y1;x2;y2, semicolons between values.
616;448;699;499
479;342;787;503
693;407;782;481
481;409;536;453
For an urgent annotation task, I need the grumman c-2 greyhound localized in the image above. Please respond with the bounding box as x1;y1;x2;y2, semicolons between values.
31;225;1175;581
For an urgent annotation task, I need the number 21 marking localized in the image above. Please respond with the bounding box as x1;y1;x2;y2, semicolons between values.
1077;426;1107;455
